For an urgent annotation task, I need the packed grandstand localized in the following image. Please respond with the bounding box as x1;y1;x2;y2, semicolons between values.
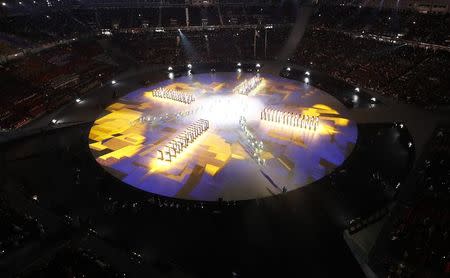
0;1;449;277
0;0;449;129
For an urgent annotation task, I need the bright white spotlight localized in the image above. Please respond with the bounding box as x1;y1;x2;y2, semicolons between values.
355;87;360;92
75;98;81;103
353;94;359;102
168;72;174;79
286;67;291;71
1;2;6;6
399;123;404;129
32;195;38;201
371;97;376;102
237;68;242;73
408;142;413;148
168;66;173;71
196;94;264;127
255;63;261;68
237;62;242;67
187;70;192;76
51;119;57;124
187;64;192;69
304;77;310;84
305;71;310;76
111;80;117;85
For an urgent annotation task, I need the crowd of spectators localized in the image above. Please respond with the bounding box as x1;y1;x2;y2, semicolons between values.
0;40;117;129
0;4;449;130
373;126;450;277
290;28;450;107
0;196;45;259
20;247;125;278
311;5;450;46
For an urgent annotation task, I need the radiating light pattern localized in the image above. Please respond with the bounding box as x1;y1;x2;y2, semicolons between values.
89;73;358;201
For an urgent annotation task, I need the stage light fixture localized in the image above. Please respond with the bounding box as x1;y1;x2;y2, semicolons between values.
111;80;117;85
1;2;6;6
371;97;376;102
187;64;192;69
355;87;360;92
76;98;81;103
237;62;242;67
305;71;310;76
304;77;310;84
51;119;57;124
353;94;359;102
256;63;261;68
237;68;242;73
286;67;291;71
168;66;173;71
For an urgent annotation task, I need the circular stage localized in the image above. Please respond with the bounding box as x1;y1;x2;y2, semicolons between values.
89;72;358;201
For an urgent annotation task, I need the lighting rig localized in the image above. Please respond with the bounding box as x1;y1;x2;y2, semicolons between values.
157;119;209;162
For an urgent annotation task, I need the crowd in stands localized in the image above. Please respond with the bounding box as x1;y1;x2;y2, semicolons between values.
0;4;449;130
290;28;450;107
374;126;450;277
112;28;256;66
20;247;125;278
0;196;45;259
0;40;117;129
311;5;450;46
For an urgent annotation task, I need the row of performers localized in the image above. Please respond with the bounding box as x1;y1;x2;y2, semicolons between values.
233;76;263;95
152;87;195;104
239;116;265;165
261;108;320;130
157;119;209;162
139;107;200;124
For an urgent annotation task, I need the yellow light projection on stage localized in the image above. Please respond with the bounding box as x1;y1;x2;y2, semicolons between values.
88;72;358;201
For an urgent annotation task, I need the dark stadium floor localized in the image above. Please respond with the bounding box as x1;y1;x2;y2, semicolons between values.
1;119;413;277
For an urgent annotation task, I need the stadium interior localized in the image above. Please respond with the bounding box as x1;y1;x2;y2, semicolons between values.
0;0;449;277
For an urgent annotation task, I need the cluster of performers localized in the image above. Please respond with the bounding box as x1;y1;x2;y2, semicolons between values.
239;116;265;165
261;107;320;131
233;76;263;95
152;87;195;104
157;119;209;162
139;107;201;124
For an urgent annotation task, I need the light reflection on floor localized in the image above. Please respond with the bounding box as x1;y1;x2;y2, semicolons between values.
89;73;358;201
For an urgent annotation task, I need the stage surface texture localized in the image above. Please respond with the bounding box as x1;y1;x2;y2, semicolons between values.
89;72;358;201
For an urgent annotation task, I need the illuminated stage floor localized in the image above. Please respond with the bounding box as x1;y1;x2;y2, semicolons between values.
89;72;358;201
